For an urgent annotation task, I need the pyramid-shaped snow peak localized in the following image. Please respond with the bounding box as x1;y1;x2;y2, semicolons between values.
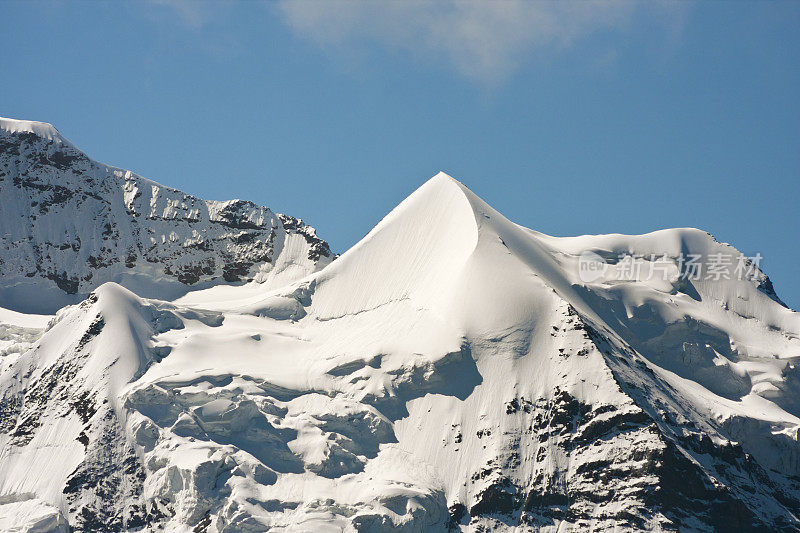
308;172;482;319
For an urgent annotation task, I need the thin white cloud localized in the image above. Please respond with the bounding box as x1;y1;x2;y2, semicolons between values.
146;0;209;29
139;1;244;59
276;0;678;83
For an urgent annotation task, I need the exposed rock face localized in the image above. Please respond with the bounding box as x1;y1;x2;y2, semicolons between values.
1;173;799;532
0;118;333;313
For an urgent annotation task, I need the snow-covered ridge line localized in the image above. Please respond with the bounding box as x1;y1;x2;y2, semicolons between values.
0;116;334;314
0;117;67;144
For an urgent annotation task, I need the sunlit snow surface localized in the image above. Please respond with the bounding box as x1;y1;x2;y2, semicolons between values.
2;173;800;531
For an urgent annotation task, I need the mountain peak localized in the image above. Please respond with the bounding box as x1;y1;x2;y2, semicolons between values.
309;171;480;319
430;170;458;183
0;116;334;313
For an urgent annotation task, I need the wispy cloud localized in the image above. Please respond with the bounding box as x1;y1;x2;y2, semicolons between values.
276;0;683;83
145;0;210;29
138;0;243;59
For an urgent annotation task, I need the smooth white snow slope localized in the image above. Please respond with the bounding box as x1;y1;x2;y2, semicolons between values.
1;173;799;532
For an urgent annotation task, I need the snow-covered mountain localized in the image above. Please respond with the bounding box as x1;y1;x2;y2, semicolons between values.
1;173;799;531
0;117;333;314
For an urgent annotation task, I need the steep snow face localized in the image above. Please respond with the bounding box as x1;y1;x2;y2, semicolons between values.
310;173;480;319
0;118;333;314
2;173;799;531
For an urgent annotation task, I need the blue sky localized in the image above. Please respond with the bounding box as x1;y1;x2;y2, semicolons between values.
2;1;799;308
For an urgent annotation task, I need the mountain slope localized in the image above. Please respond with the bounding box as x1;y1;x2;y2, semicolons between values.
0;117;333;314
1;173;799;531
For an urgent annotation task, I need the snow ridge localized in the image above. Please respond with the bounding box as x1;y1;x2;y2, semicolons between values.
0;118;67;145
0;117;333;314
